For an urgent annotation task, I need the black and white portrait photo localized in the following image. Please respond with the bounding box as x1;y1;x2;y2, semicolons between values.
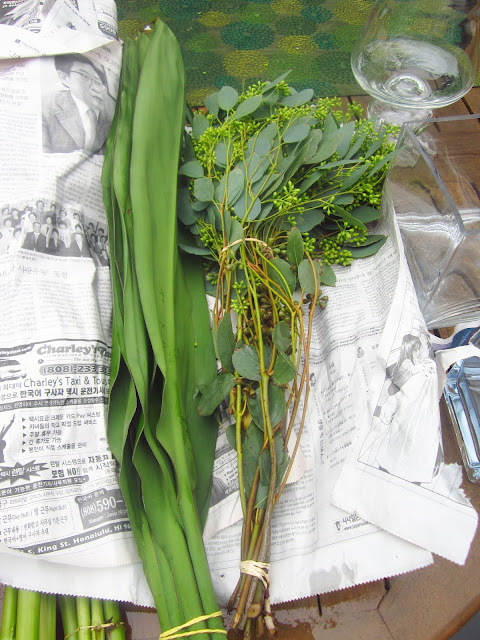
42;53;114;155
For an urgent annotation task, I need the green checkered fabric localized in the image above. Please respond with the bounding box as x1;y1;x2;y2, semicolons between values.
116;0;479;105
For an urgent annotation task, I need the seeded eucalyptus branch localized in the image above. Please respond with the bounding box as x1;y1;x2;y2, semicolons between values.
177;72;397;638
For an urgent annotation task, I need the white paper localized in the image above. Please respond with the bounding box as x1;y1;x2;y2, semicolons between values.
0;0;153;607
332;188;478;565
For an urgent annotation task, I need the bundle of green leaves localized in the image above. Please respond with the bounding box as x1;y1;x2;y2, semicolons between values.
177;75;397;637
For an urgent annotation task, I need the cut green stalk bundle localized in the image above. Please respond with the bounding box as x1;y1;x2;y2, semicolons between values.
177;76;397;636
101;17;224;640
0;587;125;640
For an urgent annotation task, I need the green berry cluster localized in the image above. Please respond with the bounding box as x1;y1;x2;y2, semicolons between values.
302;233;315;255
272;181;306;214
319;235;353;266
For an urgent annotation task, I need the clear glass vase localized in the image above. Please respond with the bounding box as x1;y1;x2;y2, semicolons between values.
385;115;480;329
351;0;480;126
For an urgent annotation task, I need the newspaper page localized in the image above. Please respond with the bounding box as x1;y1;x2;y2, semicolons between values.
332;188;478;565
0;0;153;607
204;203;436;607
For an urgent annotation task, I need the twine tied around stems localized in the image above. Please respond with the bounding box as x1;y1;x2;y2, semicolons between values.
240;560;270;589
159;610;227;640
220;238;268;253
65;620;125;638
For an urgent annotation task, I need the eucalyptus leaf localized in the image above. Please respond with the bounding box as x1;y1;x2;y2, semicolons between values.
320;262;336;286
179;159;204;178
303;129;323;162
349;236;387;257
229;218;244;246
262;89;279;105
208;202;223;231
258;122;279;141
247;135;271;158
280;88;314;107
254;481;269;509
246;197;262;222
351;205;381;223
368;149;398;177
286;227;304;266
258;201;274;219
232;344;261;381
305;132;340;164
333;193;354;205
295;115;317;127
262;70;291;93
345;130;368;159
249;155;271;184
206;204;215;228
323;112;338;135
233;95;262;120
215;174;226;203
177;188;197;226
226;168;245;206
192;113;209;140
225;424;238;451
194;177;214;202
333;205;367;231
338;164;369;192
177;227;211;255
272;321;291;352
182;132;195;163
310;158;360;172
242;425;264;497
191;200;210;211
217;313;236;374
253;201;274;231
234;191;261;221
298;258;322;294
266;139;310;195
214;140;234;168
280;209;324;233
296;209;325;232
218;85;238;111
273;351;296;385
335;121;355;158
248;382;286;431
258;430;289;493
283;123;310;143
345;233;386;247
299;168;322;193
205;91;219;118
197;372;236;415
364;137;384;158
267;257;296;296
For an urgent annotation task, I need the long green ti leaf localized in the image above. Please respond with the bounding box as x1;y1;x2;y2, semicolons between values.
129;21;222;636
102;19;224;640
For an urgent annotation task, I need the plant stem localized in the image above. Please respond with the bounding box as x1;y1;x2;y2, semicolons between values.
236;381;247;519
16;589;40;640
76;596;91;640
0;586;17;640
102;601;126;640
59;595;78;639
90;599;105;640
38;593;56;640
